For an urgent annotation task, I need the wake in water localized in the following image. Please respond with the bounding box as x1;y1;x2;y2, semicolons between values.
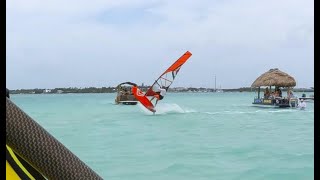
137;103;313;116
202;108;313;115
137;103;196;115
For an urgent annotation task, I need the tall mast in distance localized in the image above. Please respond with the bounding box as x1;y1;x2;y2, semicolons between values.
214;75;216;92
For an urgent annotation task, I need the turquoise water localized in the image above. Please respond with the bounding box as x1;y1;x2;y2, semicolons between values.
10;92;314;180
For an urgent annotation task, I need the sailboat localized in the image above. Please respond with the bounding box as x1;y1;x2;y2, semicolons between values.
213;75;223;92
216;86;224;93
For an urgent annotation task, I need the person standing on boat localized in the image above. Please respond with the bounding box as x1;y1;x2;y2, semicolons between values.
274;87;282;97
274;90;279;97
264;87;270;98
287;88;295;99
278;87;282;97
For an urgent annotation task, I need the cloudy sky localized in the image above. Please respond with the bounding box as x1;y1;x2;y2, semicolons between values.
6;0;314;89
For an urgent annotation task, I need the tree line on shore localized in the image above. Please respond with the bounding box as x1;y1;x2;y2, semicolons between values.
8;86;314;94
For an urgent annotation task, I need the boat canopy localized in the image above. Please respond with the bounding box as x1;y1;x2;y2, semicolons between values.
251;68;296;87
116;82;137;88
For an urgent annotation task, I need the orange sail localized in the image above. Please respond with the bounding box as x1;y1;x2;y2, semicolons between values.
132;51;192;113
145;51;192;97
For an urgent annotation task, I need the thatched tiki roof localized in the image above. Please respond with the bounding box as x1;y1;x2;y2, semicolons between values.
251;68;296;87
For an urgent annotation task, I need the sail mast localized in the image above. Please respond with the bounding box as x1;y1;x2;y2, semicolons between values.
214;75;216;92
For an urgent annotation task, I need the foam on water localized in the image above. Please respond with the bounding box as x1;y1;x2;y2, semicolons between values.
137;103;196;115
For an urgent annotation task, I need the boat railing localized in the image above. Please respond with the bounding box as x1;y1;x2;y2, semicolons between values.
253;96;288;105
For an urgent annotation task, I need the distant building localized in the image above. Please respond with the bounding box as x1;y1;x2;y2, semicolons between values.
57;90;63;94
43;89;51;93
171;87;187;92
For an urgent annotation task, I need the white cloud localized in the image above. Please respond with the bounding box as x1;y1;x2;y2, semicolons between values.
6;0;314;89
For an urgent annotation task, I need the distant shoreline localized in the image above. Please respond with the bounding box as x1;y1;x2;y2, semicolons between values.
8;87;314;94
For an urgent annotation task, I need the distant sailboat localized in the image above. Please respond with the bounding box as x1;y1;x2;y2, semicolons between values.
213;75;223;93
216;85;224;93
